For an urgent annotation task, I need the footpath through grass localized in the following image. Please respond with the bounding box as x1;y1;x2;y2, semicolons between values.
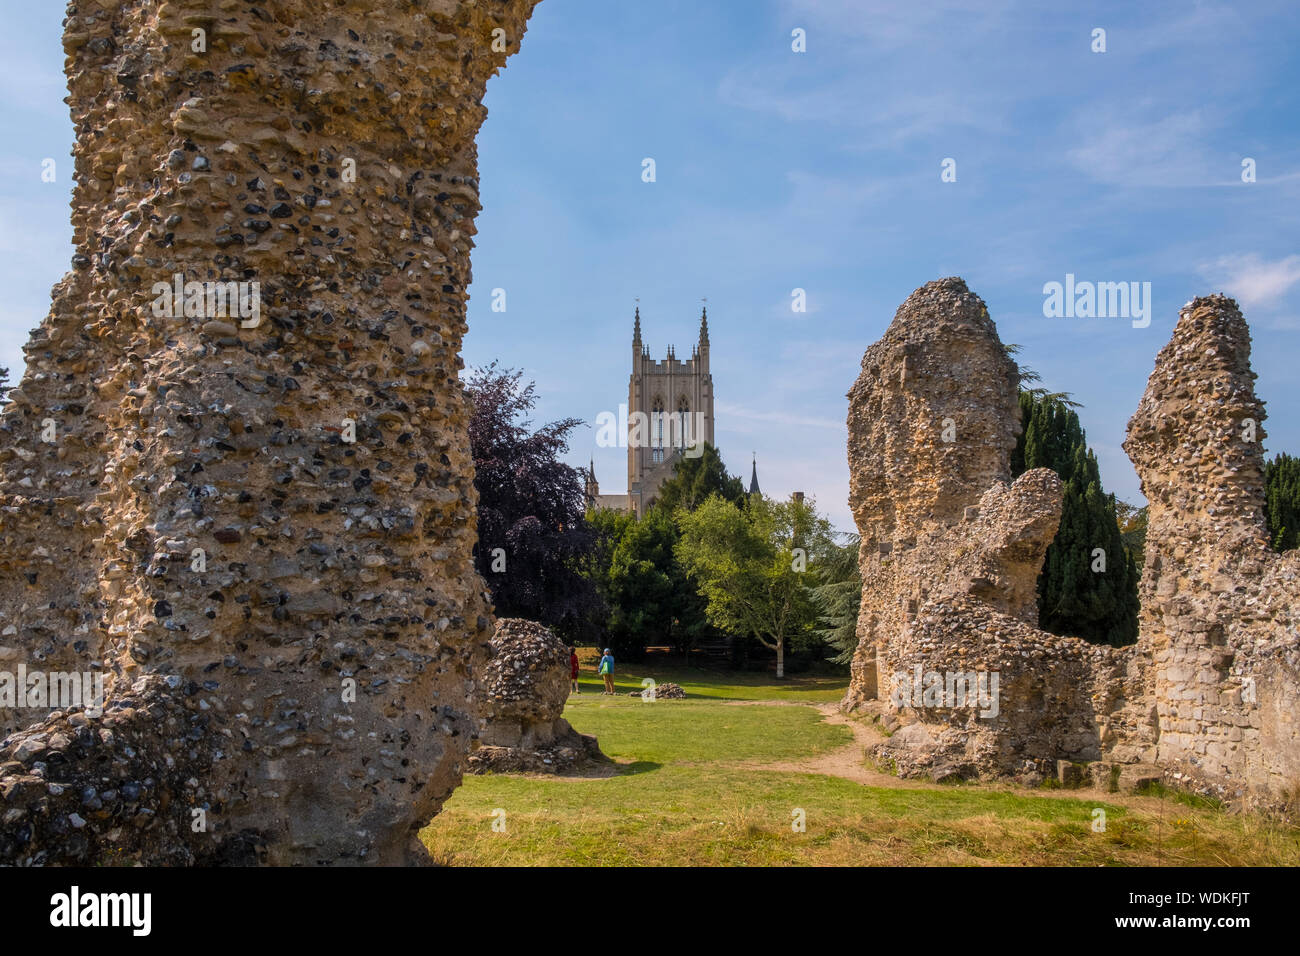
421;663;1300;866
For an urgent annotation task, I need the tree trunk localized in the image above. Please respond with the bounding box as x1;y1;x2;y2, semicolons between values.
776;638;784;678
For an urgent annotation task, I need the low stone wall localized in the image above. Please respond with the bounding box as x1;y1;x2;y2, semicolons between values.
0;676;261;866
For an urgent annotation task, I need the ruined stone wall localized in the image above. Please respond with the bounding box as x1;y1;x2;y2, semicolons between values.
843;278;1025;712
846;279;1296;806
1;0;540;865
843;279;1155;781
1125;296;1300;803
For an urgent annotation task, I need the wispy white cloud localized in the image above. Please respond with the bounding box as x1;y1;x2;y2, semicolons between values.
1119;2;1262;57
718;71;1008;146
1064;108;1238;187
1199;253;1300;309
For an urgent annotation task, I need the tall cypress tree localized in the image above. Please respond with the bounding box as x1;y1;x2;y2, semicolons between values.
1012;392;1139;646
1264;452;1300;553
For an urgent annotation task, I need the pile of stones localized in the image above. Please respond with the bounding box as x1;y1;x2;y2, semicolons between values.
627;682;686;699
469;619;605;775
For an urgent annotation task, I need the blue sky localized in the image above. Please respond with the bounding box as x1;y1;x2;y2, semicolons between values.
2;0;1298;532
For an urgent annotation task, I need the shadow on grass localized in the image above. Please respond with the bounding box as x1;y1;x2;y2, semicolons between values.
572;671;848;705
613;760;662;776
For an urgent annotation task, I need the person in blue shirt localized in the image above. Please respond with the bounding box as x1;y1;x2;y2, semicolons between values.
598;648;615;695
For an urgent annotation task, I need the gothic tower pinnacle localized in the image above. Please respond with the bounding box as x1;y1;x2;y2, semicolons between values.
623;304;716;517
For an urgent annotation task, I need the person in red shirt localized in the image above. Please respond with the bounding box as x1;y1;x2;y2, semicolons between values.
569;647;581;694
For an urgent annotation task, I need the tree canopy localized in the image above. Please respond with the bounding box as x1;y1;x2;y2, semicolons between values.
465;362;601;637
1012;391;1139;646
675;494;835;676
808;532;862;665
649;443;747;514
1265;452;1300;553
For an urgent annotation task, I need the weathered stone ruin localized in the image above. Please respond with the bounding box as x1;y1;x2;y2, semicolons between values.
1124;295;1300;800
467;618;602;775
0;676;237;865
0;0;541;865
846;279;1299;808
627;681;685;699
844;279;1155;785
1;0;1294;871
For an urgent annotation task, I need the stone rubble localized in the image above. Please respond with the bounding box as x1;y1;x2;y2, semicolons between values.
467;618;604;775
626;681;685;699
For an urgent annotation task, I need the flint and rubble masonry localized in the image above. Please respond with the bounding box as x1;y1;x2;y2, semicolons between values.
0;666;104;715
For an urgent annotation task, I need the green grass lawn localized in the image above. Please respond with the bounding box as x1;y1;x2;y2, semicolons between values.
421;664;1300;866
572;660;849;703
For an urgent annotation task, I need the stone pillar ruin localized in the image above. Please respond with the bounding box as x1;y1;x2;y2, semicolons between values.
0;0;541;865
843;277;1026;713
1125;295;1300;801
842;278;1149;782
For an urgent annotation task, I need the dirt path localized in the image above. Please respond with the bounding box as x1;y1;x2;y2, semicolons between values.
558;694;1197;812
741;702;932;789
741;702;1193;813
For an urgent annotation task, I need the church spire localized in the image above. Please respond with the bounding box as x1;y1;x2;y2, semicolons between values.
699;304;709;347
749;454;761;496
632;305;642;347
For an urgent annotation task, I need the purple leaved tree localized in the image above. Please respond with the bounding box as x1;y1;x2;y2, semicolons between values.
464;362;603;638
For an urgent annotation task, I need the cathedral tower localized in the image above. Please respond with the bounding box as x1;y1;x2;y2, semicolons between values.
625;306;715;516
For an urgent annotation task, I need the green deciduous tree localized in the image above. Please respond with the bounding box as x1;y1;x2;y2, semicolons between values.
675;494;834;677
602;508;679;660
580;446;746;660
579;506;635;645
